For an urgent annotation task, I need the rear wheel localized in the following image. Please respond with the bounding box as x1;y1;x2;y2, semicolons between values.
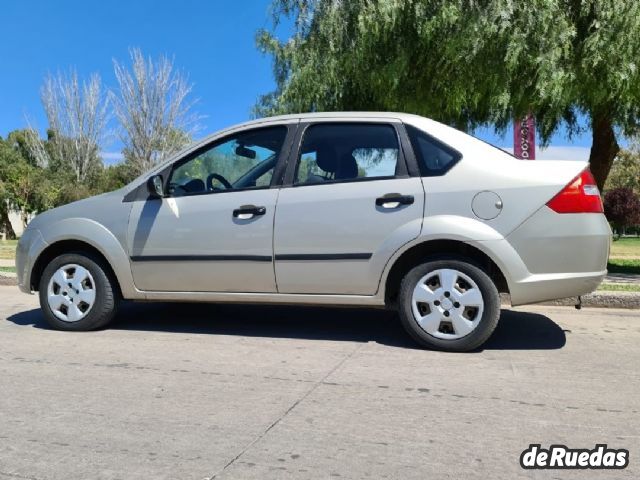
38;253;118;331
398;259;500;351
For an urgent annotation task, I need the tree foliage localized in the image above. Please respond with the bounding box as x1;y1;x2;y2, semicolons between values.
27;70;110;182
0;130;138;238
0;133;50;237
604;187;640;234
257;0;640;188
0;48;203;237
605;144;640;195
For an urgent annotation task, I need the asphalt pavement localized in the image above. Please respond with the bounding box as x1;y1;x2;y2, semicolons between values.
0;286;638;479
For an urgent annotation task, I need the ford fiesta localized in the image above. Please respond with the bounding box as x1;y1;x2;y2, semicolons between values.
15;112;611;351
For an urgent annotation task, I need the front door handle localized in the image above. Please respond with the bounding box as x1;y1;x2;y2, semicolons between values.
375;193;414;209
233;205;266;219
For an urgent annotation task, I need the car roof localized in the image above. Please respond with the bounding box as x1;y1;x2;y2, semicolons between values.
236;111;419;127
196;111;430;148
183;111;426;160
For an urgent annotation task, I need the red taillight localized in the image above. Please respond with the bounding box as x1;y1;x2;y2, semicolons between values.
546;168;604;213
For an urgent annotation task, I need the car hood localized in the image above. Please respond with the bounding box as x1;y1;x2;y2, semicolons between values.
28;188;127;232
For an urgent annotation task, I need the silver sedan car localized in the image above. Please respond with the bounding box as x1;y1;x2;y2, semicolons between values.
16;112;611;351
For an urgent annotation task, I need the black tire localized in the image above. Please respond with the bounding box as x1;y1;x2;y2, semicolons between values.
38;252;118;331
398;258;500;352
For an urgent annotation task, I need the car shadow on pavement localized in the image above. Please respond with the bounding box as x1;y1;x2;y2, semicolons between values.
7;303;566;351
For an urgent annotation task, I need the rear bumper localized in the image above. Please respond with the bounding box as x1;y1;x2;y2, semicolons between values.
508;270;606;306
477;208;610;306
506;208;610;275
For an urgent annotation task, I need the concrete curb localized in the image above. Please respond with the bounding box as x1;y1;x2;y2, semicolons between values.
501;292;640;310
537;292;640;309
0;276;17;286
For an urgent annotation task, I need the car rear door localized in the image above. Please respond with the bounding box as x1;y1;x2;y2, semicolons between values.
273;119;425;295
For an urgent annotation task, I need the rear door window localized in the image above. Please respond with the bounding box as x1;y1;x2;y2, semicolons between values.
294;123;401;185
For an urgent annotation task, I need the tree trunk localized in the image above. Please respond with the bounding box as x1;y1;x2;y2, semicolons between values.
0;208;17;240
588;110;619;191
21;209;29;230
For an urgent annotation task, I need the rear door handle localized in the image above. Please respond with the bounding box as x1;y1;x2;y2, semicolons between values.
375;194;414;209
233;205;266;219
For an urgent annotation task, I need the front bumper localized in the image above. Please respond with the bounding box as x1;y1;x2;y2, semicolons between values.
15;228;48;294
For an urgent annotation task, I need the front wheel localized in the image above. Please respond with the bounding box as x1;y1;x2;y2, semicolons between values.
39;253;118;331
398;259;500;352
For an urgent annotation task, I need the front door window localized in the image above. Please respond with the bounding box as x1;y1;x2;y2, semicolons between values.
168;126;288;196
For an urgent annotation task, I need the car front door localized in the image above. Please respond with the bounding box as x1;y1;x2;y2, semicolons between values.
273;120;425;295
127;123;295;292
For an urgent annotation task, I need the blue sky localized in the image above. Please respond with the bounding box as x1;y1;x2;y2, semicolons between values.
0;0;594;162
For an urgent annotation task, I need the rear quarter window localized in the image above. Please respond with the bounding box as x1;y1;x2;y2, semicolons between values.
406;124;462;176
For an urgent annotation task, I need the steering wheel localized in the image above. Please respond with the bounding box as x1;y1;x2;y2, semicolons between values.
206;173;233;191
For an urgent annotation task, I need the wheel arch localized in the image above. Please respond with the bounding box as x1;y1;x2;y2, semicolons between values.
31;240;120;295
29;218;140;298
383;239;509;307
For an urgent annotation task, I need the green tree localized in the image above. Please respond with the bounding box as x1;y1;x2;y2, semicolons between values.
25;70;110;183
0;137;19;239
94;163;138;193
257;0;640;189
0;134;51;236
0;128;114;231
605;144;640;195
604;187;640;235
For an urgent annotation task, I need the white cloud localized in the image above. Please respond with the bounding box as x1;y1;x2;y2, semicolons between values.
100;151;124;164
500;145;591;161
536;146;591;161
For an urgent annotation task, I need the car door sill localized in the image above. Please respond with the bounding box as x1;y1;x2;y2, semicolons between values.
139;290;385;307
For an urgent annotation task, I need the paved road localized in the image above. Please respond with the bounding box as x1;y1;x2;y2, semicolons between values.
0;286;638;480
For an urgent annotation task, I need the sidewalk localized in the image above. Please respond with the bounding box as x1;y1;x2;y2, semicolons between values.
539;291;640;309
0;259;16;279
605;272;640;285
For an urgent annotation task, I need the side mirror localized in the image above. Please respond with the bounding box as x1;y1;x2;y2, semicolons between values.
147;175;164;199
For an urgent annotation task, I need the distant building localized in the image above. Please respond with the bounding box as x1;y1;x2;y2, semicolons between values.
6;211;26;238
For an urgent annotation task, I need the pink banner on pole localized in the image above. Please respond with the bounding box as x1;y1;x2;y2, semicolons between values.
514;115;536;159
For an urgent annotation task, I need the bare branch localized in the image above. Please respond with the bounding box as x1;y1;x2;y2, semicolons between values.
111;48;200;175
22;124;49;169
27;70;110;181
